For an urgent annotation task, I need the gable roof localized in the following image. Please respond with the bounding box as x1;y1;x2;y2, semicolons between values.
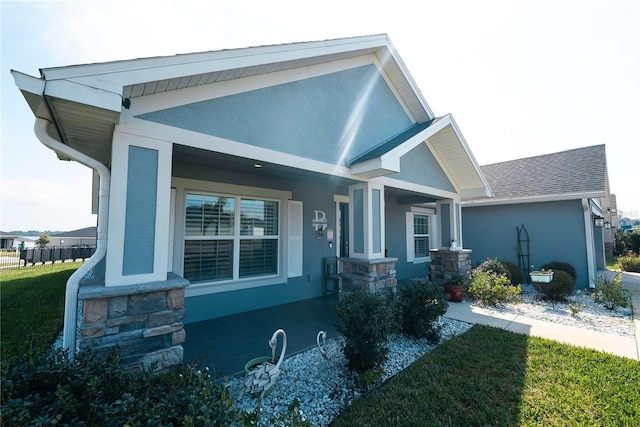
348;114;492;199
13;34;491;200
51;227;97;238
467;145;609;205
12;35;434;165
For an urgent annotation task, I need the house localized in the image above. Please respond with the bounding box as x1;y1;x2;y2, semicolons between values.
0;233;36;250
0;232;21;250
462;145;611;289
50;227;97;247
12;34;491;370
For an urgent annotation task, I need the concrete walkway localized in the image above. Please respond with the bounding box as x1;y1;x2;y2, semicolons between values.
444;271;640;361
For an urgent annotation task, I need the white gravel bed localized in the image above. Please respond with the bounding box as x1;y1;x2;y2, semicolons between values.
228;318;472;426
473;284;636;338
227;286;636;426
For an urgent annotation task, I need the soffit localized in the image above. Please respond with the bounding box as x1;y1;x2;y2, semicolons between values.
21;35;434;166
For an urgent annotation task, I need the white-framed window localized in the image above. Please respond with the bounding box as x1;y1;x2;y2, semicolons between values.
183;192;280;283
406;207;435;263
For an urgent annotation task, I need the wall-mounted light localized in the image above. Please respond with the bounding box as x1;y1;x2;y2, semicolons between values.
254;163;262;168
604;221;612;229
594;218;605;227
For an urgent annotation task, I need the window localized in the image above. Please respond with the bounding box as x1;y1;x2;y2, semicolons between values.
184;193;279;283
406;208;433;263
413;213;430;259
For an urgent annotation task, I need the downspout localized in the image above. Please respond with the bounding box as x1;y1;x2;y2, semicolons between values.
582;198;596;289
34;118;110;357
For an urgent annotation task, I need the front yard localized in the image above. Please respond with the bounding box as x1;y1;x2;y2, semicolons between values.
1;265;639;425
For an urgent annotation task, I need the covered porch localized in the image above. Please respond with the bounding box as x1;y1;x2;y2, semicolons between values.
183;295;340;378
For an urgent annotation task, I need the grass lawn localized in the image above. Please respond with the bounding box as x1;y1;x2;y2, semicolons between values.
332;325;640;426
0;263;80;362
2;266;639;425
607;257;621;270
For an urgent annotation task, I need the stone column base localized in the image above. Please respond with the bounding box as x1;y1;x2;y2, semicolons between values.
78;273;189;373
339;257;397;294
429;249;472;285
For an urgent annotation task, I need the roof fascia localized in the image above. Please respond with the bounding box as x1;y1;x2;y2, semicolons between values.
461;191;608;207
10;70;51;120
381;37;434;118
383;116;450;159
40;35;393;88
422;115;492;199
443;114;493;197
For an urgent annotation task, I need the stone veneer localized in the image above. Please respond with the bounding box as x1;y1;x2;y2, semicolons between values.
77;273;189;373
429;249;472;285
339;257;397;294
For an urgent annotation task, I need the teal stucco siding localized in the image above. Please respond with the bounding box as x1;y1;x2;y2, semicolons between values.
138;65;413;166
462;200;590;288
123;146;158;275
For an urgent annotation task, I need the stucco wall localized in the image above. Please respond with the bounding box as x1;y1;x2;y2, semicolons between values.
177;162;350;322
138;65;412;167
385;195;431;280
462;200;591;288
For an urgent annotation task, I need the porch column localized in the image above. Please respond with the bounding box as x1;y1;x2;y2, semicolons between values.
436;198;463;250
342;183;396;294
80;129;185;372
348;182;385;260
106;130;173;286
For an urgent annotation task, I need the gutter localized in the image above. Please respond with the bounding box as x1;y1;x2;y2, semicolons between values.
34;118;110;358
582;198;597;289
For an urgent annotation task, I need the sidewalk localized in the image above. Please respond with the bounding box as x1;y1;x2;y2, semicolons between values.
444;271;640;361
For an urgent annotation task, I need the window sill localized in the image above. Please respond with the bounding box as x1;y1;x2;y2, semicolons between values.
185;276;284;297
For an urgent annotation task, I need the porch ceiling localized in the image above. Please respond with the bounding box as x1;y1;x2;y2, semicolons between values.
172;144;359;187
172;144;443;204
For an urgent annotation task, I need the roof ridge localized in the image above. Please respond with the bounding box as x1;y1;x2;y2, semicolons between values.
481;144;605;168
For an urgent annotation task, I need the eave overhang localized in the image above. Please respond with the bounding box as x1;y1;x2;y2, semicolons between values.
461;190;608;208
11;35;434;167
348;114;493;201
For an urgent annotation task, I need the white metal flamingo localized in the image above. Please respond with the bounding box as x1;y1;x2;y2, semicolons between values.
317;330;344;364
240;328;287;398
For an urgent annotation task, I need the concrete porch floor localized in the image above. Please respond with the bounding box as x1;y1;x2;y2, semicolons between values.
182;295;340;378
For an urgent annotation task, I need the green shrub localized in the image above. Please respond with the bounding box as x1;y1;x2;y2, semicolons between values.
476;258;511;282
467;270;521;306
591;272;635;310
618;254;640;273
1;348;245;426
334;291;399;374
533;270;575;301
501;260;524;285
397;279;448;342
540;261;577;282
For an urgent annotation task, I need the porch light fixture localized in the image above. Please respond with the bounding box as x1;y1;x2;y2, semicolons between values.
594;218;605;227
254;163;262;168
604;221;612;229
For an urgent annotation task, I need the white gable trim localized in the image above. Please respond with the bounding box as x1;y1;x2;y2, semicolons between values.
43;35;394;84
120;119;354;178
123;56;374;116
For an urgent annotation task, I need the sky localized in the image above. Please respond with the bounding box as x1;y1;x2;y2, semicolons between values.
1;0;639;232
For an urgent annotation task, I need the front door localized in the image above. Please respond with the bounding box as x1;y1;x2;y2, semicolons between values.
339;202;349;257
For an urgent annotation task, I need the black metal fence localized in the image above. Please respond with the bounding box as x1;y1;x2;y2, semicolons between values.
0;246;96;270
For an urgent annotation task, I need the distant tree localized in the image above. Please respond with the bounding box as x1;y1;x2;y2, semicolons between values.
36;234;50;248
630;230;640;254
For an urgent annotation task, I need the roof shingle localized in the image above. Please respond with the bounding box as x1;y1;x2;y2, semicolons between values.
480;145;607;200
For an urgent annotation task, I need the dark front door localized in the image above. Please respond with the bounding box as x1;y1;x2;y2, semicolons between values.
339;202;349;257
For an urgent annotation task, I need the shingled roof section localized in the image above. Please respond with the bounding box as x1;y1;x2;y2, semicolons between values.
480;145;607;200
347;118;439;166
